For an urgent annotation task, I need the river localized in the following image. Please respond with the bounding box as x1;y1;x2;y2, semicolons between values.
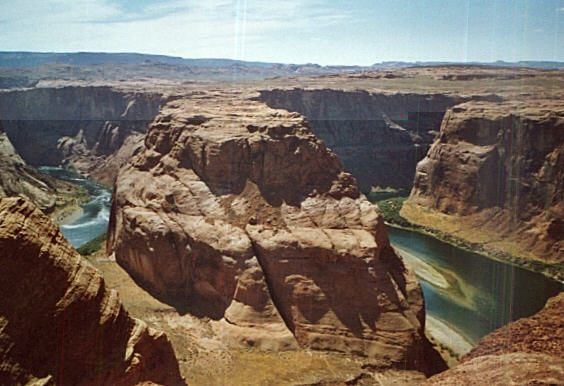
38;166;111;248
38;166;563;353
388;226;563;348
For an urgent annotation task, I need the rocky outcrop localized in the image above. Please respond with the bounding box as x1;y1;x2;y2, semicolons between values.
424;292;564;385
0;197;184;385
0;122;57;212
0;86;163;184
258;89;466;191
108;91;446;375
404;100;564;266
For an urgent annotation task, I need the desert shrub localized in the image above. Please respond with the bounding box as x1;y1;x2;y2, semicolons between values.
77;232;106;256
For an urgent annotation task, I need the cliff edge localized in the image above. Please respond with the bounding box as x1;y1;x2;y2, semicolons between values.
0;122;57;212
403;100;564;274
0;197;184;385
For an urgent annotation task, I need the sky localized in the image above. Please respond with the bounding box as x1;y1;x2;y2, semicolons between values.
0;0;563;65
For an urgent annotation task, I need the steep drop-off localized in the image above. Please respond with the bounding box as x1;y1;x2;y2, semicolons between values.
0;121;57;212
403;100;564;269
107;91;446;375
424;291;564;385
258;89;467;191
0;197;184;385
0;86;163;183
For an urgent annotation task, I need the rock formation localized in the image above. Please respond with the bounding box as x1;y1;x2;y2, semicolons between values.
0;122;57;212
0;86;163;184
403;100;564;267
258;89;467;191
0;197;184;385
424;292;564;385
107;91;446;375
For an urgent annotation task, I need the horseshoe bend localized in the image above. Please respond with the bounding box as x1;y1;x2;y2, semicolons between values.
0;55;563;384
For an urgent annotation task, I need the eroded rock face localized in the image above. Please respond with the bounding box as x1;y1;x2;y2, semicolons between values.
0;197;184;385
0;86;163;184
405;100;564;264
424;292;564;385
108;92;445;374
258;89;467;191
0;122;57;212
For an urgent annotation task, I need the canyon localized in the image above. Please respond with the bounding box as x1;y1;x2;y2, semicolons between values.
257;89;469;191
403;99;564;274
0;61;563;384
0;86;163;184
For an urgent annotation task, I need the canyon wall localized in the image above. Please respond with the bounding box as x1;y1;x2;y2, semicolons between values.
0;121;57;212
424;291;564;385
107;91;446;375
0;197;184;385
258;89;466;191
403;100;564;267
0;86;164;183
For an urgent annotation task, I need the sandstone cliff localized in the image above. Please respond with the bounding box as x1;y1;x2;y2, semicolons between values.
424;292;564;385
0;122;57;212
258;89;467;191
403;100;564;269
107;91;446;375
0;197;184;385
0;86;163;184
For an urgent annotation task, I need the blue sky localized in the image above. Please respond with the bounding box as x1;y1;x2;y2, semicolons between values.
0;0;563;65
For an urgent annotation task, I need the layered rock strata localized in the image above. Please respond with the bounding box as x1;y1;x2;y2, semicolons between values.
404;100;564;266
258;89;467;191
424;292;564;385
0;197;184;385
0;86;164;183
0;122;57;212
107;92;445;375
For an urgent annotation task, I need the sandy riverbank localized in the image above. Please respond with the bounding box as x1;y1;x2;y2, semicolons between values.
51;205;83;225
425;314;473;367
394;246;449;289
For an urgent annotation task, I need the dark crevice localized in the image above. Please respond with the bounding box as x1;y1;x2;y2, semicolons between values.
247;235;296;334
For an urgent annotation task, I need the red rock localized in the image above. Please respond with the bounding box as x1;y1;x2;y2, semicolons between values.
107;91;445;375
0;123;57;212
0;197;184;385
406;100;564;265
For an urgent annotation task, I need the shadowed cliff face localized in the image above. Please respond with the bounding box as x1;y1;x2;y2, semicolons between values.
257;89;467;191
0;86;163;183
405;100;564;265
107;91;446;375
0;121;57;212
0;197;184;386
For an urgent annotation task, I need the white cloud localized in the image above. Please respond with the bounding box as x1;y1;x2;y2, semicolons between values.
0;0;119;24
0;0;349;62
